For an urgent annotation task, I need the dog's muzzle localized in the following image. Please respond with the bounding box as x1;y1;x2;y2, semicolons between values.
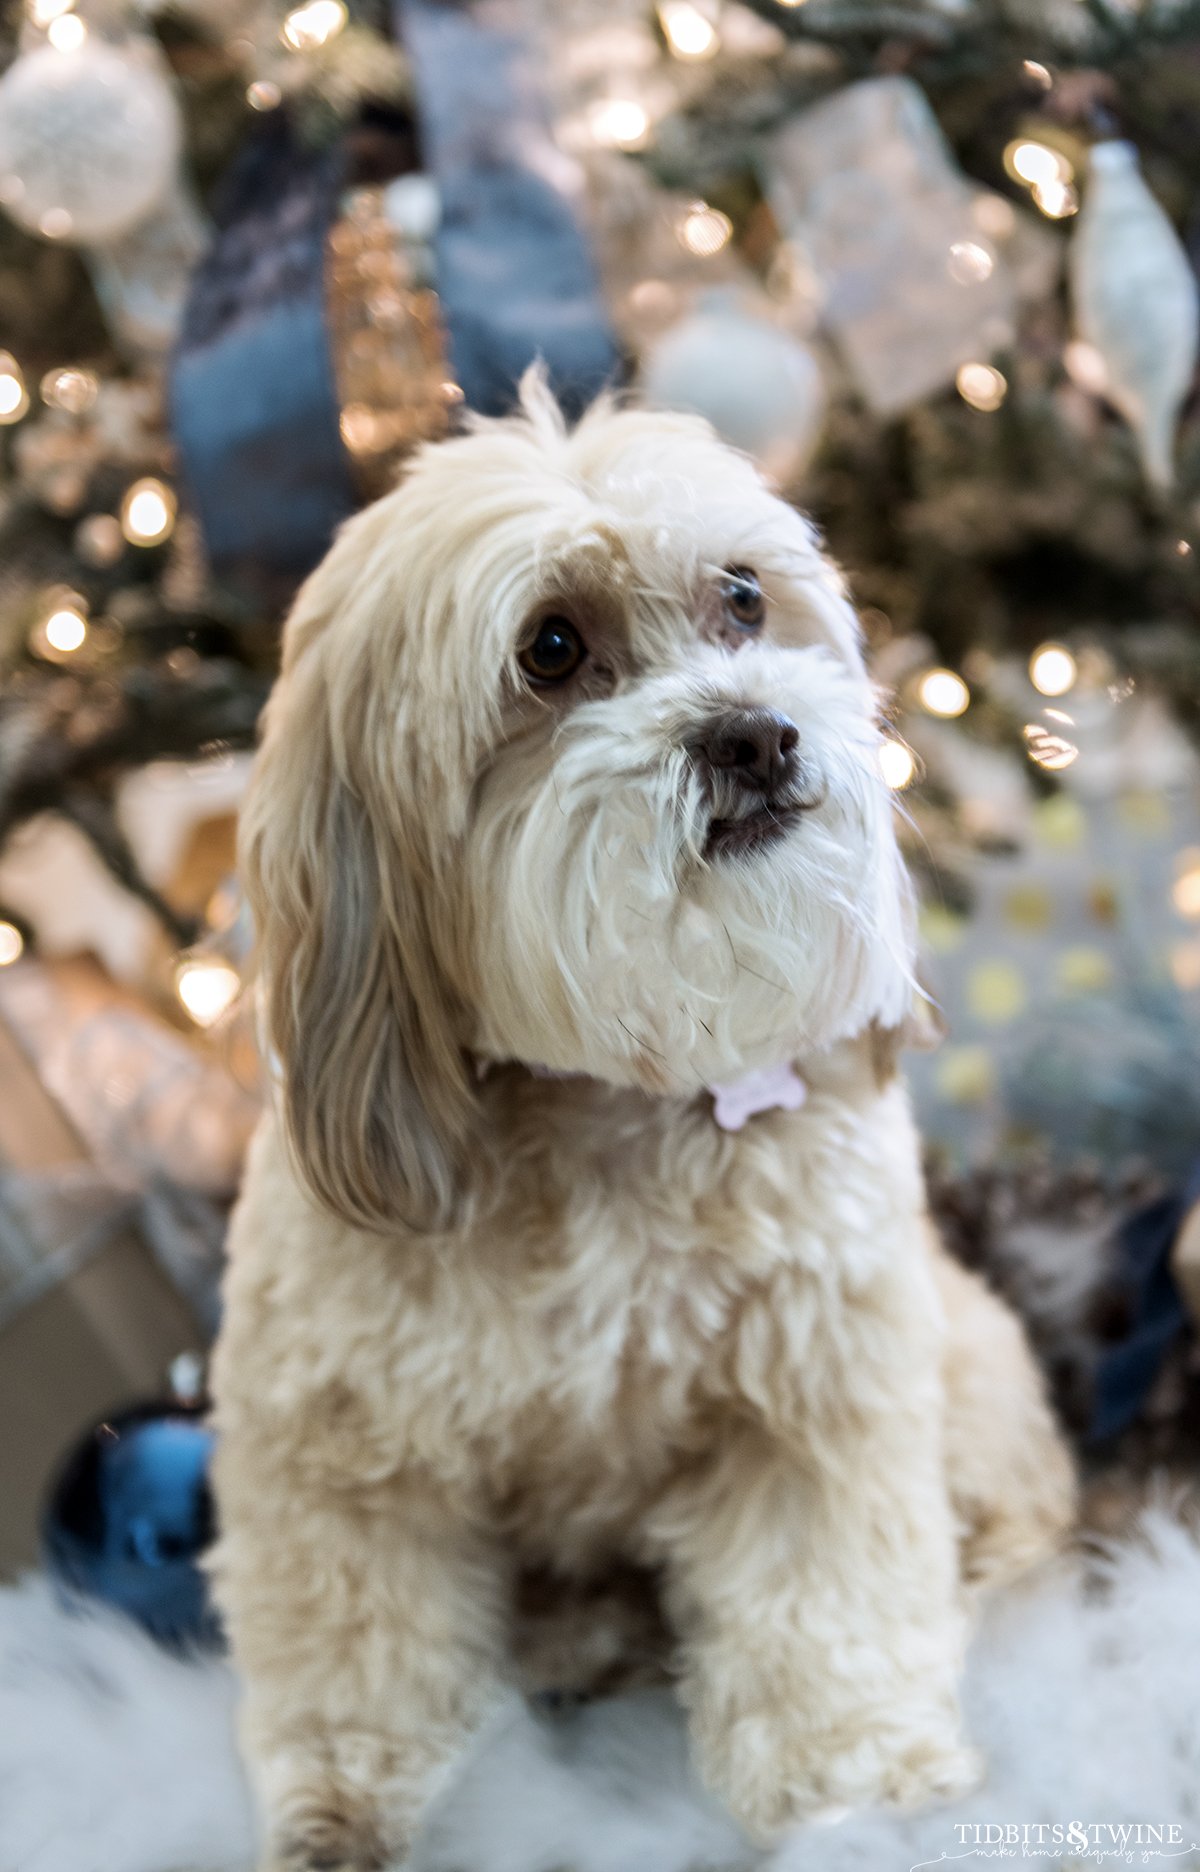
695;707;825;859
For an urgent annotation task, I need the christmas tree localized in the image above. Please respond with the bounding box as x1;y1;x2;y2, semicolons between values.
0;0;1198;1173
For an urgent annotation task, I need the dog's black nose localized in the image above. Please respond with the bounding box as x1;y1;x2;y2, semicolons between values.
700;708;801;795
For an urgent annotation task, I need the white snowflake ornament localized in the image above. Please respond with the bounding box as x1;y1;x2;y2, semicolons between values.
1070;140;1199;489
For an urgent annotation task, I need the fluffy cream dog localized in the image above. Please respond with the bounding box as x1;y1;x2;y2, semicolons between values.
209;375;1075;1872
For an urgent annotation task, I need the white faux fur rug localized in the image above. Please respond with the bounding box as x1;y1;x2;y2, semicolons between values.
3;1511;1200;1872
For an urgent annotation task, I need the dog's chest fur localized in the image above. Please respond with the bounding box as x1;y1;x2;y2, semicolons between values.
219;1049;930;1568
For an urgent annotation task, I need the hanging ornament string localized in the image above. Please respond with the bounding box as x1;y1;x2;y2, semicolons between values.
1070;139;1199;491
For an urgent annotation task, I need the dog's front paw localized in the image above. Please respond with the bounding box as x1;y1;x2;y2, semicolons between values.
262;1800;393;1872
696;1705;982;1843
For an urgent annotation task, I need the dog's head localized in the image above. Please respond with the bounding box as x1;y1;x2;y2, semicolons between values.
243;373;915;1230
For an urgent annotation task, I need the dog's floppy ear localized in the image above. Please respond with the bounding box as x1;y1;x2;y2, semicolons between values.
240;512;474;1234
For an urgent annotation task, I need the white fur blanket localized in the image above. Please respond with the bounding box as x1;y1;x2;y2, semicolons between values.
2;1511;1200;1872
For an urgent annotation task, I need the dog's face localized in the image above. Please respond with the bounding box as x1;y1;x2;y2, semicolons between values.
243;376;914;1229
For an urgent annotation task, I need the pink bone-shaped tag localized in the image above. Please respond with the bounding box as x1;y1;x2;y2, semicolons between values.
709;1062;807;1132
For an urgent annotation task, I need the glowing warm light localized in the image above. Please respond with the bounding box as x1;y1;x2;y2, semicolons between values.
1023;59;1052;88
1063;340;1108;395
947;240;994;285
0;921;23;967
918;668;970;718
0;353;29;423
1176;539;1192;558
1029;643;1077;696
1004;140;1072;188
1032;179;1078;219
1172;855;1200;919
176;959;241;1028
47;10;86;49
27;0;74;24
1023;723;1078;771
775;0;808;7
972;193;1016;240
587;97;650;149
879;740;916;790
247;79;283;111
658;0;718;59
1171;941;1200;992
281;0;346;50
956;362;1007;412
340;404;385;452
121;478;176;547
44;605;87;652
40;365;98;414
678;202;733;258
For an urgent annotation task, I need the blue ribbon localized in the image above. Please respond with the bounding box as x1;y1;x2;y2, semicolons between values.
170;116;357;596
395;0;620;418
172;7;619;590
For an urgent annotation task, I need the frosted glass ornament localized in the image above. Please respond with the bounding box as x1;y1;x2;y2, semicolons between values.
0;40;181;246
1070;140;1199;489
641;297;826;481
766;76;1014;415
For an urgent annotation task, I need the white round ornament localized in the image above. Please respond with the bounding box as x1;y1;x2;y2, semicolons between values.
1070;140;1199;489
641;299;826;480
0;41;181;246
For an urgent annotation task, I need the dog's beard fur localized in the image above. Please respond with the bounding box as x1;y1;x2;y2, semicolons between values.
470;641;914;1092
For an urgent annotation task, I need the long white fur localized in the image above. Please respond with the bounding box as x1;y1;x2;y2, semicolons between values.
2;1511;1199;1872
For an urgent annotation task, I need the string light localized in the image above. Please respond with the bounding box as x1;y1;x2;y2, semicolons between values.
879;740;917;790
587;98;650;149
918;668;970;718
0;353;29;424
121;478;177;547
658;1;718;59
40;365;98;414
1023;723;1078;770
0;921;24;967
44;604;87;653
281;0;346;51
175;958;241;1028
972;193;1016;240
1022;59;1052;88
1063;340;1108;395
27;0;74;22
1029;643;1077;696
247;79;283;111
46;10;86;49
1172;852;1200;919
946;240;994;285
956;362;1007;411
1032;179;1078;219
1004;140;1072;189
75;513;124;568
678;203;732;258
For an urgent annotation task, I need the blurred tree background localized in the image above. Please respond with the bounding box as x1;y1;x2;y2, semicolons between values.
0;0;1199;1177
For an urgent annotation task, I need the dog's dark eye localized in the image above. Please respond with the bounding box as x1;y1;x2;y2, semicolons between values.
722;567;765;631
519;616;587;685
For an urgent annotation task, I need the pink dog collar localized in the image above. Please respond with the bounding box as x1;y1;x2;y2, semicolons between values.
709;1062;807;1131
502;1057;807;1130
